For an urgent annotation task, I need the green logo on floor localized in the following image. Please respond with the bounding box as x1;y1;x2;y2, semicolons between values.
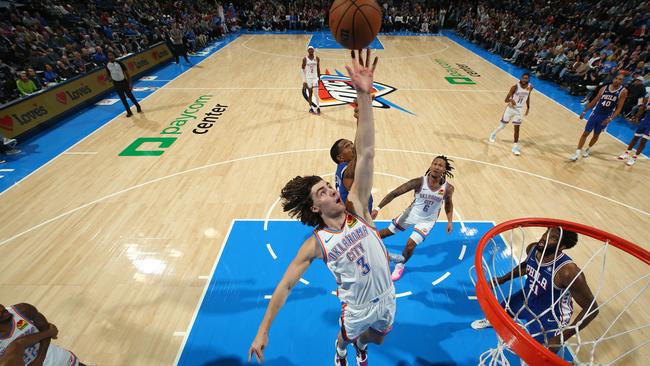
435;59;479;85
119;95;229;157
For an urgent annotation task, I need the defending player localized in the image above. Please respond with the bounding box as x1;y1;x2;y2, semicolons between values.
570;74;628;161
471;228;599;352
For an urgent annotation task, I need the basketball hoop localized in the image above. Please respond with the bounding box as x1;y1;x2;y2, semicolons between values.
473;218;650;366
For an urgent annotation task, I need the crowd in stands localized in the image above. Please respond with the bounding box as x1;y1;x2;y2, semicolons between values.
0;0;231;104
456;0;649;118
0;0;457;106
3;0;648;115
236;0;451;34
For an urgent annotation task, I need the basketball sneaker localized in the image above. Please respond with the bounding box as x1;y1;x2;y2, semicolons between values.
627;156;637;166
353;343;368;366
488;132;497;143
4;148;20;155
391;263;405;281
2;137;17;148
471;318;492;330
618;151;630;160
582;148;590;158
512;145;521;156
569;152;580;162
334;340;347;366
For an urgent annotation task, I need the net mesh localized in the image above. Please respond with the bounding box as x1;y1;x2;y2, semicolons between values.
472;219;650;366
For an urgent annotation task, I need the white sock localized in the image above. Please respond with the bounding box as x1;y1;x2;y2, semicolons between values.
513;143;519;148
395;262;405;269
575;149;581;155
492;122;507;135
389;252;405;263
313;87;320;108
336;341;347;356
356;338;368;351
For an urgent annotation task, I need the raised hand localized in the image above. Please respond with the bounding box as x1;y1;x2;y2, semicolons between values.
345;49;378;94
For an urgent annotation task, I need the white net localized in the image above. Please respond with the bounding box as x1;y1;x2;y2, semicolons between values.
472;222;650;366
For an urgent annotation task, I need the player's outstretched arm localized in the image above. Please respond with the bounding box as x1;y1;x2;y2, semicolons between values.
248;237;321;364
547;263;599;352
373;178;421;215
347;49;378;221
493;243;536;285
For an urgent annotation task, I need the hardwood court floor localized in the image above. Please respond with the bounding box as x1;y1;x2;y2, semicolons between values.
0;35;647;365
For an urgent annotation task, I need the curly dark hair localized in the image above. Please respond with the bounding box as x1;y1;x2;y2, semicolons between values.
425;155;455;179
280;175;325;227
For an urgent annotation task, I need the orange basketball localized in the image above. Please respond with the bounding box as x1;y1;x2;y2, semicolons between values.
329;0;382;50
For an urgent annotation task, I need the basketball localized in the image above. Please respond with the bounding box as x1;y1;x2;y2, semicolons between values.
329;0;382;50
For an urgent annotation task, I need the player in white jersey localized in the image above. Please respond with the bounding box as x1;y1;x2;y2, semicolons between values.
371;156;456;281
488;73;533;156
0;303;83;366
250;50;393;366
302;45;321;115
0;321;58;366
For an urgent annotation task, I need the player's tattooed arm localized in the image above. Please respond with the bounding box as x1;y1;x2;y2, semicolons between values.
493;243;535;286
443;184;455;233
375;178;421;210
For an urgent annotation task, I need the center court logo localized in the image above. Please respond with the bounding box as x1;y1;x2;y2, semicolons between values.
303;70;414;115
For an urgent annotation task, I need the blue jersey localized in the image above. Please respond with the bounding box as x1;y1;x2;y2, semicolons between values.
522;247;574;325
593;85;624;115
335;163;349;202
335;162;373;212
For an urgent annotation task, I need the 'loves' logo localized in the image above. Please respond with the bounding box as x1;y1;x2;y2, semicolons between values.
97;74;108;84
56;91;68;104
